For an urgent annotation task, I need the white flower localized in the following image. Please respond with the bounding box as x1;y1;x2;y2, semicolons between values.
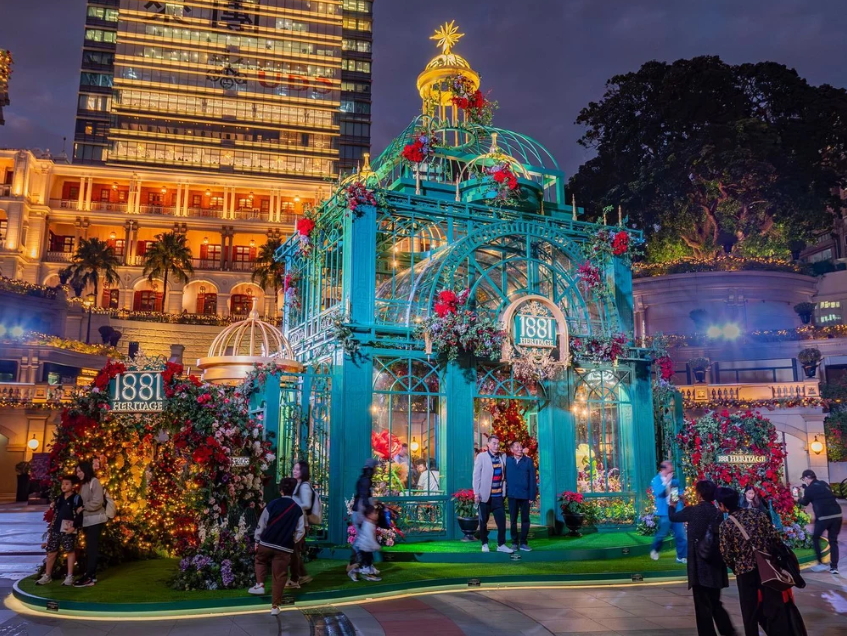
264;452;275;462
259;463;268;471
252;428;260;439
253;478;262;490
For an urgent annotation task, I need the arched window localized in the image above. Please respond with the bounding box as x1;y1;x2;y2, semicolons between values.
572;368;632;495
371;357;442;497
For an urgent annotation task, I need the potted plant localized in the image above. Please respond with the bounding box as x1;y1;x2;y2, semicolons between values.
798;348;822;378
15;461;30;503
794;302;816;325
688;357;711;383
559;491;591;536
452;489;478;541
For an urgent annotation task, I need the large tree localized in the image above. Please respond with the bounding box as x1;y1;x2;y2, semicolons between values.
569;56;847;260
142;231;194;311
251;237;285;316
62;237;121;305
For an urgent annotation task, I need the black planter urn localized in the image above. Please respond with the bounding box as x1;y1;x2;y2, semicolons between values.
457;516;479;542
802;363;818;379
693;369;707;383
799;312;812;325
563;512;585;537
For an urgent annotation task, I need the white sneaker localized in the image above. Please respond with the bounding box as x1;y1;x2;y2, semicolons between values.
810;563;829;573
35;574;51;586
519;544;532;552
62;575;74;586
270;607;280;616
830;568;839;575
676;558;688;564
348;570;359;582
247;584;265;595
650;550;660;561
481;544;490;553
496;544;515;554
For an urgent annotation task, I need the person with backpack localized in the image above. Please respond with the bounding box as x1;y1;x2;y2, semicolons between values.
797;469;842;575
288;460;317;589
73;460;108;587
669;480;737;636
248;477;304;615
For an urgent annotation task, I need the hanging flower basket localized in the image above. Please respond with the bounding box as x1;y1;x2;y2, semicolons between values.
401;130;438;165
416;289;505;361
447;74;497;125
483;161;520;205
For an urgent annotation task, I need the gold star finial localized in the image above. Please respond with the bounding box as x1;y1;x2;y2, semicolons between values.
430;21;464;55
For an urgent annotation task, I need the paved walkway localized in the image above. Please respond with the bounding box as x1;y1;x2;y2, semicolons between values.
1;501;846;635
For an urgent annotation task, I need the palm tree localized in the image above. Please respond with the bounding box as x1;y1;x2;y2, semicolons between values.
65;237;121;304
251;237;285;316
142;231;194;312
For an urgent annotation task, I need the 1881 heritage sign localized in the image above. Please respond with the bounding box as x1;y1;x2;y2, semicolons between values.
716;452;767;465
110;372;164;412
513;305;557;349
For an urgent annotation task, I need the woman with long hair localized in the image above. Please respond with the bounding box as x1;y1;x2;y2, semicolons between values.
74;460;108;587
288;460;315;588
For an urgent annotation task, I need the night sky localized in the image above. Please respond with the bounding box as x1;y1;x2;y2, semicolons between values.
0;0;845;177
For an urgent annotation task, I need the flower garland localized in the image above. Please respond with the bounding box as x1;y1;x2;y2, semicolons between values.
344;181;377;218
330;312;360;358
684;397;826;411
447;74;497;125
510;348;560;386
825;411;847;462
484;161;521;205
585;227;642;266
401;130;437;165
283;272;300;311
576;262;603;291
417;289;505;361
295;217;316;257
570;333;629;364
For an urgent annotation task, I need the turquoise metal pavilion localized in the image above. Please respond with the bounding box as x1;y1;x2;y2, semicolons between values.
262;26;657;546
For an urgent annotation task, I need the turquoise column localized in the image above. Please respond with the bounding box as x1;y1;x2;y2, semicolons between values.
630;361;657;513
538;373;576;530
443;359;476;540
328;204;378;545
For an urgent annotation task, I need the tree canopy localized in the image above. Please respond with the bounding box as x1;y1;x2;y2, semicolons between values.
61;237;120;302
569;56;847;260
142;231;194;309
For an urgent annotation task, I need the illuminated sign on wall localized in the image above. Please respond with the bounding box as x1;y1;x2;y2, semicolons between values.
818;300;843;325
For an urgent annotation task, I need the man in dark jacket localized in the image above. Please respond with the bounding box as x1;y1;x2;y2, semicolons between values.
248;477;305;615
505;441;537;552
797;469;842;574
669;480;737;636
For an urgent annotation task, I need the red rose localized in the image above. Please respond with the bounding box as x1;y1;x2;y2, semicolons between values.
611;231;630;256
438;290;457;304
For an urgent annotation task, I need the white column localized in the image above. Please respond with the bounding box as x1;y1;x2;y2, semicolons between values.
77;177;85;211
84;177;94;211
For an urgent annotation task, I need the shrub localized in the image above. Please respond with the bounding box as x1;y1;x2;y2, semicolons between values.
687;357;711;370
797;348;822;365
793;302;816;315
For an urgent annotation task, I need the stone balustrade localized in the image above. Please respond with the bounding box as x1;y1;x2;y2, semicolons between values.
677;380;820;403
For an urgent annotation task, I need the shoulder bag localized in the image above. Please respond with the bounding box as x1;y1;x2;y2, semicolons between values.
696;510;720;562
728;515;795;591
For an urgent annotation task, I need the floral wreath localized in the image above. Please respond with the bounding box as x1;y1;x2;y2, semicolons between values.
570;332;629;364
401;129;438;165
344;181;377;218
446;74;497;126
484;160;521;205
416;289;505;361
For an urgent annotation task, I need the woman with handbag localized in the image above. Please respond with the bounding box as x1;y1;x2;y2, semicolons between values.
74;460;108;587
288;460;315;588
717;486;807;636
669;480;737;636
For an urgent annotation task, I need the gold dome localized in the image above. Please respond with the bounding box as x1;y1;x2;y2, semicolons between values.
416;21;480;108
197;298;301;384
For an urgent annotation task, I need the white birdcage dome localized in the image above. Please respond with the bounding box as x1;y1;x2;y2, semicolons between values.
197;298;301;384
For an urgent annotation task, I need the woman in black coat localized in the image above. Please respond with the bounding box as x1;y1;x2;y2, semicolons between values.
669;480;737;636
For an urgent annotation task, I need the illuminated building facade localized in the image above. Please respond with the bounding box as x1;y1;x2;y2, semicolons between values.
0;49;11;126
339;0;373;173
74;0;373;179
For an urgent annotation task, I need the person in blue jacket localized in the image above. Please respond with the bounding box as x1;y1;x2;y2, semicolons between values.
505;440;537;551
650;460;688;563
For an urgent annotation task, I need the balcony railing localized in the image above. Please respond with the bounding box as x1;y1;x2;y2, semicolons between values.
138;204;176;216
0;382;74;407
192;258;220;270
230;260;256;272
44;251;74;263
678;380;821;405
187;207;223;219
232;209;270;221
46;199;279;223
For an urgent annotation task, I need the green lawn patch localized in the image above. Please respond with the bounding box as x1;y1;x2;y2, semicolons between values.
384;532;654;553
17;549;815;605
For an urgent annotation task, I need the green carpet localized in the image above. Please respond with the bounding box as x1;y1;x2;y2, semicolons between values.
384;532;654;553
17;549;815;605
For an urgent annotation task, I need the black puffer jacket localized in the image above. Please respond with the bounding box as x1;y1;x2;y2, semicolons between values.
798;480;842;521
669;501;729;589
